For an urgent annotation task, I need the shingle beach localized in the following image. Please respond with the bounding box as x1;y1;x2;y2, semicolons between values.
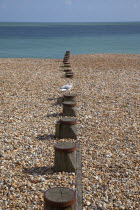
0;54;140;209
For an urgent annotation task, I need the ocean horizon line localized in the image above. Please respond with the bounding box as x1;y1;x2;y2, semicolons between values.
0;21;140;26
0;20;140;23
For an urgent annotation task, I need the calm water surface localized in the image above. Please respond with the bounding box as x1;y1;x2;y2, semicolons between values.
0;22;140;58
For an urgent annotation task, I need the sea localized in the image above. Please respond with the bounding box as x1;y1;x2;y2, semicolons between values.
0;22;140;59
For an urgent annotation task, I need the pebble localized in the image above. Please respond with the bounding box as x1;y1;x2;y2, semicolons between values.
86;201;91;206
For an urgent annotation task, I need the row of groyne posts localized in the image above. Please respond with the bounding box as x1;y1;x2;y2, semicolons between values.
44;51;82;209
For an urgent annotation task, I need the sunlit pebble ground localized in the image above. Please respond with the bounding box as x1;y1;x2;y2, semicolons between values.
0;54;140;209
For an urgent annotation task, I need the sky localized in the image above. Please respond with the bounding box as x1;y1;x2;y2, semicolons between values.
0;0;140;22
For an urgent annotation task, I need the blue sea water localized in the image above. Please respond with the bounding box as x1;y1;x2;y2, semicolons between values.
0;22;140;58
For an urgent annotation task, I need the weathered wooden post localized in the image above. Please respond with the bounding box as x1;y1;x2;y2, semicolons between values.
54;142;76;172
65;72;74;78
55;117;77;139
64;64;71;68
64;55;70;58
63;94;77;103
63;101;76;117
63;61;70;65
63;58;70;63
63;58;70;62
64;69;72;73
57;94;76;105
44;187;76;209
65;51;70;55
64;51;70;59
63;60;69;64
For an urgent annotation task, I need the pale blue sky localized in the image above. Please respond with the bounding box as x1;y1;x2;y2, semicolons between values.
0;0;140;22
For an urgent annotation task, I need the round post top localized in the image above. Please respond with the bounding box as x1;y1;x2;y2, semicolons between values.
60;117;77;125
63;101;76;107
66;71;73;74
65;72;73;75
44;187;76;207
65;73;74;78
63;93;77;98
54;142;76;152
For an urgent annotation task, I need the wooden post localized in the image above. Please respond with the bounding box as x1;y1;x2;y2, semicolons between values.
64;64;71;68
65;51;70;55
44;187;76;210
65;72;74;78
63;61;70;65
60;117;77;139
64;69;72;73
63;101;76;117
63;56;70;60
54;142;76;172
55;117;77;139
63;94;77;103
57;93;76;105
63;59;69;63
64;55;70;59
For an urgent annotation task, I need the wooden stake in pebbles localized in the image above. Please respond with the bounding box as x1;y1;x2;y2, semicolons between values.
64;64;71;68
64;69;72;73
64;56;70;60
55;117;77;139
63;94;77;103
63;61;70;65
65;51;70;55
65;72;74;78
63;101;76;117
54;142;76;172
44;187;76;209
63;59;69;63
57;93;76;105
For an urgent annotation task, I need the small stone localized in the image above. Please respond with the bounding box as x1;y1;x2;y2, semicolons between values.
119;205;125;210
40;177;45;182
86;201;91;206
